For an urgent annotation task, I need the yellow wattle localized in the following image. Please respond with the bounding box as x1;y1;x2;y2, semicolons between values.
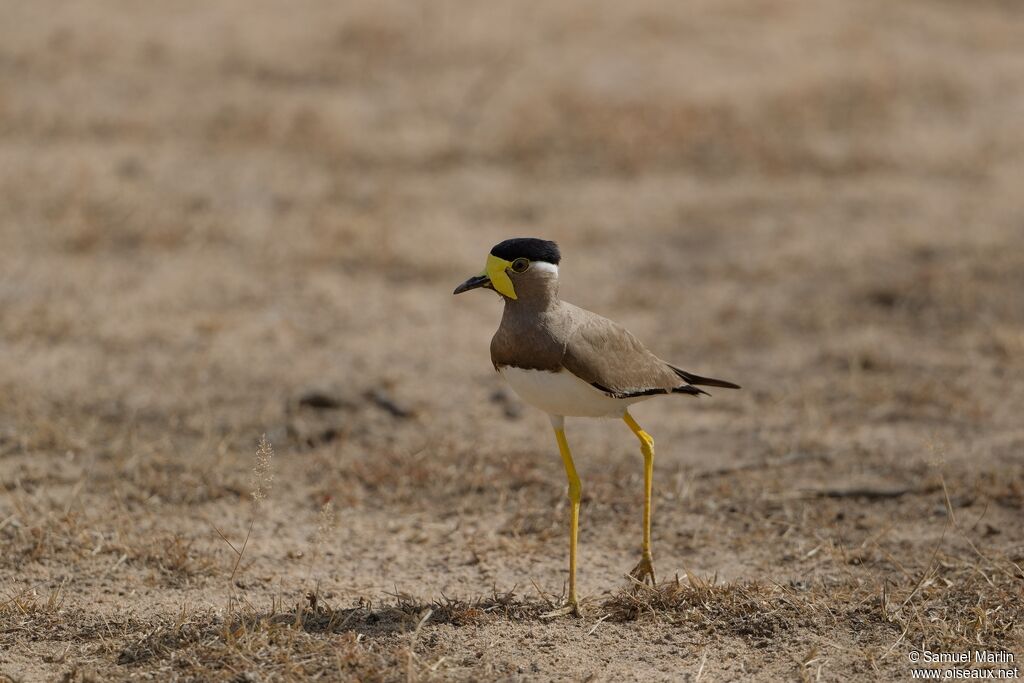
485;254;517;300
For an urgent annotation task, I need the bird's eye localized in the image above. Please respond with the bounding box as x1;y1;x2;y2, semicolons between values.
510;258;530;273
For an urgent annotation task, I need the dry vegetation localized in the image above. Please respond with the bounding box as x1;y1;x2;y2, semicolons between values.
2;0;1023;681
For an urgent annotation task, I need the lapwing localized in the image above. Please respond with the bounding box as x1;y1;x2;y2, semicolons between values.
454;238;739;617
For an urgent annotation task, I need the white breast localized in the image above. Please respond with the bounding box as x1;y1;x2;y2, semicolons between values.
498;366;649;418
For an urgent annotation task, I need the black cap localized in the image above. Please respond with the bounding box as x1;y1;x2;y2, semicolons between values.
490;238;561;265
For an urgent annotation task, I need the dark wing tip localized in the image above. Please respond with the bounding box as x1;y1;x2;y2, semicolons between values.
589;381;670;399
673;384;710;397
669;366;741;389
591;381;710;399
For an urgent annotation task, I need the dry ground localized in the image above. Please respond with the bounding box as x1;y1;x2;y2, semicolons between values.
2;1;1023;681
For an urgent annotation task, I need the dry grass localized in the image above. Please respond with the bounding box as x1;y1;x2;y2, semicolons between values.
2;0;1024;680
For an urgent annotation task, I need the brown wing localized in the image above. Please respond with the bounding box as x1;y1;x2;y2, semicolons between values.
559;304;701;398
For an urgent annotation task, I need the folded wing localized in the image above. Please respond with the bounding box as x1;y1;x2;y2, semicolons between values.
559;304;732;399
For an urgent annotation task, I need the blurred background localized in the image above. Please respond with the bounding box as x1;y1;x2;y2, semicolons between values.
3;0;1022;451
1;1;1022;680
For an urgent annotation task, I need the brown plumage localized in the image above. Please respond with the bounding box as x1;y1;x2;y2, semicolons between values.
488;266;738;401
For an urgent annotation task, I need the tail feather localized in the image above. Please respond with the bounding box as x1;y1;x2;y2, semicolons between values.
670;365;741;390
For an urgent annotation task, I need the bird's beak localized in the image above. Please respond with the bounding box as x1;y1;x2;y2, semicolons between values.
453;272;491;295
454;255;518;298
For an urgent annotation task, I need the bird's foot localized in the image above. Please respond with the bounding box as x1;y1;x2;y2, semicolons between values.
629;554;657;588
540;596;582;619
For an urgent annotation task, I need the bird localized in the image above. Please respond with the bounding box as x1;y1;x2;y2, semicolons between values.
453;237;740;617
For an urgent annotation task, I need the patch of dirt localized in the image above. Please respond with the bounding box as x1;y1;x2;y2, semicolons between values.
2;0;1023;681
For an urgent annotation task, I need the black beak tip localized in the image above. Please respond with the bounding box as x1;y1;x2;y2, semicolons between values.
453;274;490;295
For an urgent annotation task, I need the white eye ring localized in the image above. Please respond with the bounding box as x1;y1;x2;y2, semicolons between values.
510;258;530;273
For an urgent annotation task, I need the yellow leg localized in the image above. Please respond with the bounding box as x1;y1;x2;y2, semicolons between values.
541;422;582;618
623;411;657;586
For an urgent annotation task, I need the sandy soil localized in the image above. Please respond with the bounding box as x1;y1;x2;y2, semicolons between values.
2;1;1023;681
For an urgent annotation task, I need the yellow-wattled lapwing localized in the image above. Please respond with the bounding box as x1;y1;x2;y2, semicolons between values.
454;238;739;617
